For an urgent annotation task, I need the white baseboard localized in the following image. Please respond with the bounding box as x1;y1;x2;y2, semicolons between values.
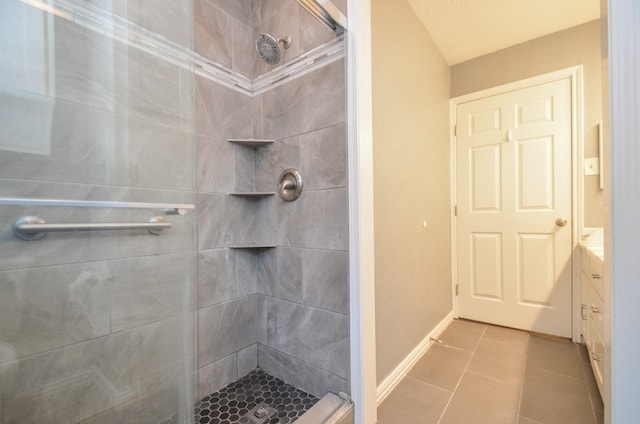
375;310;455;406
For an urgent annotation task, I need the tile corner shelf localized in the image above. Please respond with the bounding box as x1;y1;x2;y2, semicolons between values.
226;138;275;147
225;137;277;252
228;244;276;249
227;192;276;198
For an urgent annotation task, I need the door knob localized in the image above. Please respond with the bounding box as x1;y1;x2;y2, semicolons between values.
555;217;567;227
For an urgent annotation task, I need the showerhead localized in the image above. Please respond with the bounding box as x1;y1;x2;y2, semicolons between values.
256;33;292;65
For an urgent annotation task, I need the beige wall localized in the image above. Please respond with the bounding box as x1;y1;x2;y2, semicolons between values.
451;20;604;227
372;0;453;384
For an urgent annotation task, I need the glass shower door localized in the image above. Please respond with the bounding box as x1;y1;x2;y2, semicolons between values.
0;1;196;423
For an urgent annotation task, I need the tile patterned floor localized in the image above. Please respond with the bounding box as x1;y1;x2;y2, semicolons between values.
195;369;318;424
378;319;604;424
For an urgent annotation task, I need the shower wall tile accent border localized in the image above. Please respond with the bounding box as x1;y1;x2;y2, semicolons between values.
50;0;345;97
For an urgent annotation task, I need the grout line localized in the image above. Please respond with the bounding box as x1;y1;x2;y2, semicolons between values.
436;324;487;424
437;342;472;353
515;332;531;422
519;415;544;424
464;369;522;386
525;363;589;381
403;375;453;394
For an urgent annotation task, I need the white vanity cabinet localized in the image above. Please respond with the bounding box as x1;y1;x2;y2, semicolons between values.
580;237;605;398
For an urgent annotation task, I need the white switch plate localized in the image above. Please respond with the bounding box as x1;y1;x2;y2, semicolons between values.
584;157;600;176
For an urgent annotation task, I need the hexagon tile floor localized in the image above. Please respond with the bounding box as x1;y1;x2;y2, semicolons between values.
195;369;319;424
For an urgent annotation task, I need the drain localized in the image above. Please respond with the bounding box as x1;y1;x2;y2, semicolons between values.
246;403;277;424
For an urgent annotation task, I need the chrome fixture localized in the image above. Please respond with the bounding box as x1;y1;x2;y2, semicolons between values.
13;215;171;241
296;0;346;34
164;208;188;216
256;33;292;65
278;168;303;201
0;197;194;211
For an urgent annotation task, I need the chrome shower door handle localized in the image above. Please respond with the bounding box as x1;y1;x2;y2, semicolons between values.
555;217;567;227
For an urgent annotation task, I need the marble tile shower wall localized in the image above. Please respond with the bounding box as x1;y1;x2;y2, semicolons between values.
255;59;349;398
193;0;263;394
0;1;196;424
195;0;349;401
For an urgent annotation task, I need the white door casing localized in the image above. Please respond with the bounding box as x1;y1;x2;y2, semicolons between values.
455;77;573;337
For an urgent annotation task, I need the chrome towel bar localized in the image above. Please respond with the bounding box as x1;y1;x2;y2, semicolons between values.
0;197;194;212
13;215;171;241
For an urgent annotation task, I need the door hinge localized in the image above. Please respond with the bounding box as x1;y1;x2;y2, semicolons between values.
454;125;458;136
454;205;457;217
455;284;459;296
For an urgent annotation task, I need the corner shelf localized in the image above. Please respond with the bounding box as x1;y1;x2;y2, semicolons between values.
228;244;276;250
226;139;276;198
227;138;274;147
226;137;277;252
227;192;275;198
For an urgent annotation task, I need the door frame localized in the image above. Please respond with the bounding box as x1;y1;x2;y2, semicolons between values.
449;66;584;342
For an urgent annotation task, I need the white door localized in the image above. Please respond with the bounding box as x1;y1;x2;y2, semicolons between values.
456;78;573;337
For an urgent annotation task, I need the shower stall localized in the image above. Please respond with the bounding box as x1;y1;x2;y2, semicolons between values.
0;0;351;423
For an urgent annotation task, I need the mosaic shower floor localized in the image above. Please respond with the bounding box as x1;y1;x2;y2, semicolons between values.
195;369;319;424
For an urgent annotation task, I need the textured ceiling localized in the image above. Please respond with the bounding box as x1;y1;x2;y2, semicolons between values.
408;0;600;65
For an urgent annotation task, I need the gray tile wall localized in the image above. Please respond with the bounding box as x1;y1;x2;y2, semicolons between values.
253;59;349;398
195;61;263;399
194;0;254;77
193;0;349;402
0;1;197;423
